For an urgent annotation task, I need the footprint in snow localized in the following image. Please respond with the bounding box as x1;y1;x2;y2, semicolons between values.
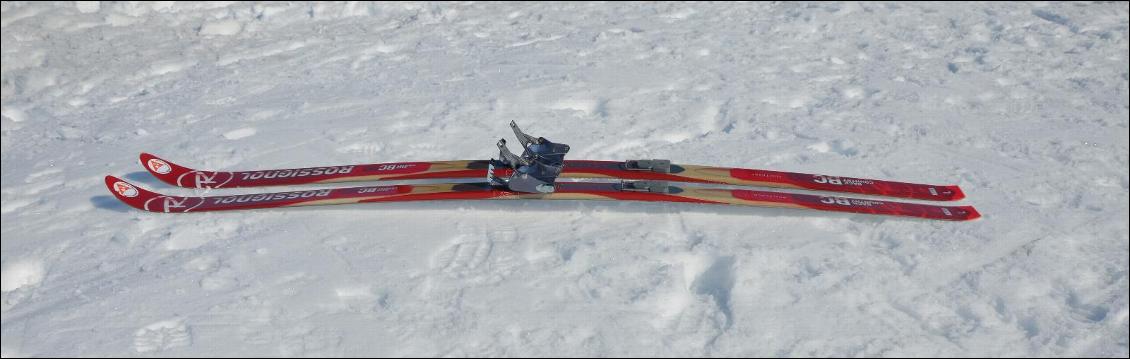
133;318;192;353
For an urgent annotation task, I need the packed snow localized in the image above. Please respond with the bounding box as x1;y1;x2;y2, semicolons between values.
2;1;1128;357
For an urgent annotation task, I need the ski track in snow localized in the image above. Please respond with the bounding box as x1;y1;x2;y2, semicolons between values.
2;1;1128;357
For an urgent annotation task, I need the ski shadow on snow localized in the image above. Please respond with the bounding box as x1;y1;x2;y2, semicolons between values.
90;195;130;212
124;171;175;189
277;198;899;224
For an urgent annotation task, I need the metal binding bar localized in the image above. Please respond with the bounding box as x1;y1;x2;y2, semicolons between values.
496;139;529;167
619;180;670;193
624;159;672;173
509;120;541;148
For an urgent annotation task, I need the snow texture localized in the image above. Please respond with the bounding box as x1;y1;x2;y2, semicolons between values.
2;1;1128;357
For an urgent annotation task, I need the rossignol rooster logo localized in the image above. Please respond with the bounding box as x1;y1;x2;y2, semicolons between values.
147;158;172;174
113;181;139;197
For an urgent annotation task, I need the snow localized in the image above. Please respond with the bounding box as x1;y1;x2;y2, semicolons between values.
198;19;242;37
222;127;257;140
73;2;100;15
0;259;43;292
1;1;1128;357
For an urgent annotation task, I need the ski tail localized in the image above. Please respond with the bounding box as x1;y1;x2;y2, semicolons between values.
943;185;965;201
719;189;980;221
559;161;967;201
738;169;967;201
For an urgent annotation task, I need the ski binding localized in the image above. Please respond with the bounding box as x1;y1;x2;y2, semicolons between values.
488;121;571;193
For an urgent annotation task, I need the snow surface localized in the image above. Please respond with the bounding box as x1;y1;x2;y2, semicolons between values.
2;1;1128;357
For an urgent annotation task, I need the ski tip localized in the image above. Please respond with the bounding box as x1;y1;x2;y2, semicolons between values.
139;152;160;164
104;175;157;211
138;152;193;187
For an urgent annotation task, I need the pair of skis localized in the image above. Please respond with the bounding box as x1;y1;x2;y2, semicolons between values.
104;123;979;221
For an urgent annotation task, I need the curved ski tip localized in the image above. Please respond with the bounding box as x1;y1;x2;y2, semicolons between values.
139;152;180;171
104;175;157;211
139;152;193;187
139;152;159;164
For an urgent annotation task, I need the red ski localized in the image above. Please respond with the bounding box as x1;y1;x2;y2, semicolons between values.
139;153;965;201
104;175;980;221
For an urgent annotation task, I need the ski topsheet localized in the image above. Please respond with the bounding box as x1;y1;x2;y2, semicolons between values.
139;153;965;201
104;175;980;221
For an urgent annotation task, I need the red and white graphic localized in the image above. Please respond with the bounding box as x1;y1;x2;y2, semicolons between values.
113;181;139;197
139;153;965;201
147;158;172;175
102;174;979;220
